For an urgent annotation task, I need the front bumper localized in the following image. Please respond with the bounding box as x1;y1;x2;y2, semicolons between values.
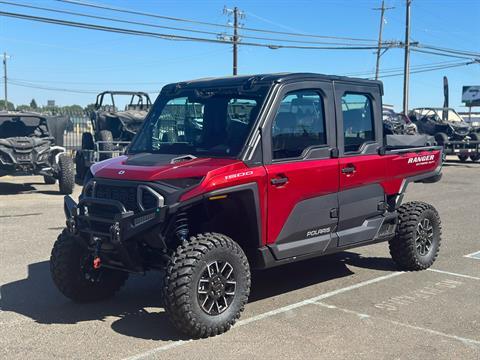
64;195;167;243
442;140;480;155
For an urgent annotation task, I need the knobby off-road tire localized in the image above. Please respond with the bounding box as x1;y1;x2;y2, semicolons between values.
50;230;129;302
98;130;114;160
57;154;75;195
389;201;441;271
74;151;86;181
81;132;95;150
163;233;251;338
43;175;56;184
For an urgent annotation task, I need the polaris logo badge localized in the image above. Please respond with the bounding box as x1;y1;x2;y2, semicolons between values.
408;155;435;165
306;227;331;237
118;170;126;175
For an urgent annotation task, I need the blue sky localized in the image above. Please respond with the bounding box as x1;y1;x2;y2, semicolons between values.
0;0;479;111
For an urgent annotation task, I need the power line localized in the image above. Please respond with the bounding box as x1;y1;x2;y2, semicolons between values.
0;1;377;46
345;59;464;77
56;0;379;43
379;61;476;79
0;11;385;51
411;48;478;60
8;79;161;94
419;44;480;58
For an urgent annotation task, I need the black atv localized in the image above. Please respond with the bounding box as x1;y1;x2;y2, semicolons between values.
0;112;75;193
409;107;480;162
75;91;152;180
383;108;417;135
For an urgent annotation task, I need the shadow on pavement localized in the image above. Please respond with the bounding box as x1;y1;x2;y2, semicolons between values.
0;182;37;195
0;252;393;340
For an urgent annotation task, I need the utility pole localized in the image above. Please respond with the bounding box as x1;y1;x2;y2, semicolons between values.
373;1;394;80
223;6;244;76
402;0;412;115
233;7;239;76
3;52;8;111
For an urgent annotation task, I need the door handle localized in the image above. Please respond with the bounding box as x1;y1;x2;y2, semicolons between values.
271;176;288;186
341;165;356;174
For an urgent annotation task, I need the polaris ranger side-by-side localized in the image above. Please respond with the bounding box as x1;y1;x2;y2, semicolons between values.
51;73;443;338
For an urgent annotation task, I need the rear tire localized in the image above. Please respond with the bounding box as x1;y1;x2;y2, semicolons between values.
163;233;251;338
434;132;448;146
389;201;441;271
81;132;94;150
50;230;128;302
57;154;75;195
43;175;56;184
98;130;114;160
74;151;86;181
458;154;469;162
470;154;480;162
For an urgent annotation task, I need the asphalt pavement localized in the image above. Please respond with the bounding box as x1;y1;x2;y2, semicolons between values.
0;157;479;359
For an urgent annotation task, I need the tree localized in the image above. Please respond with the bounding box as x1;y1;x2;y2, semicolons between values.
84;103;96;113
30;99;38;109
0;100;15;111
16;104;31;112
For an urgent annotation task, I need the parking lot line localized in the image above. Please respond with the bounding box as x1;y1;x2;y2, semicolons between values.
123;271;403;360
314;302;480;347
427;268;480;280
464;251;480;260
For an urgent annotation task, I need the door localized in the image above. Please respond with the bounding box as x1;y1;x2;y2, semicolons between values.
263;82;339;259
335;85;387;246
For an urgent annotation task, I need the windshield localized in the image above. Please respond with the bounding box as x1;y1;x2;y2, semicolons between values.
0;116;48;138
416;109;464;123
129;87;268;157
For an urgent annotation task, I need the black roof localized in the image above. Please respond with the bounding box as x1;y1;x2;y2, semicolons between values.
96;91;150;96
161;72;383;93
0;111;47;119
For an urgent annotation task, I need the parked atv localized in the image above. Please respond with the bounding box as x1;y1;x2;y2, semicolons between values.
52;73;444;338
409;107;480;162
383;108;417;135
75;91;152;180
0;112;74;193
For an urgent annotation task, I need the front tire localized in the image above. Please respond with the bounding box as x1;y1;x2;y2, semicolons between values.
50;230;128;302
98;130;114;160
458;154;469;162
434;132;448;146
43;175;56;184
389;201;441;271
163;233;251;338
57;154;75;194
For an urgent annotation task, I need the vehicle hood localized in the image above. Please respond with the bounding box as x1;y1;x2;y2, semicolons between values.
449;122;471;135
97;110;148;134
91;153;245;182
0;136;52;149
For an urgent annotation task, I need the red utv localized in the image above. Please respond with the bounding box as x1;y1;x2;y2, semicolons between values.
51;73;443;338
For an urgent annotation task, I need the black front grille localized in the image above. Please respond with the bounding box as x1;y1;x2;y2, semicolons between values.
92;182;160;213
95;184;138;211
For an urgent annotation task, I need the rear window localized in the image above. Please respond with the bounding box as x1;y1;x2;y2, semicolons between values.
341;93;375;153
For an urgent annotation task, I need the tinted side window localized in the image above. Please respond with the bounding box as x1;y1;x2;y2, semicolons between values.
341;93;375;153
272;90;326;160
